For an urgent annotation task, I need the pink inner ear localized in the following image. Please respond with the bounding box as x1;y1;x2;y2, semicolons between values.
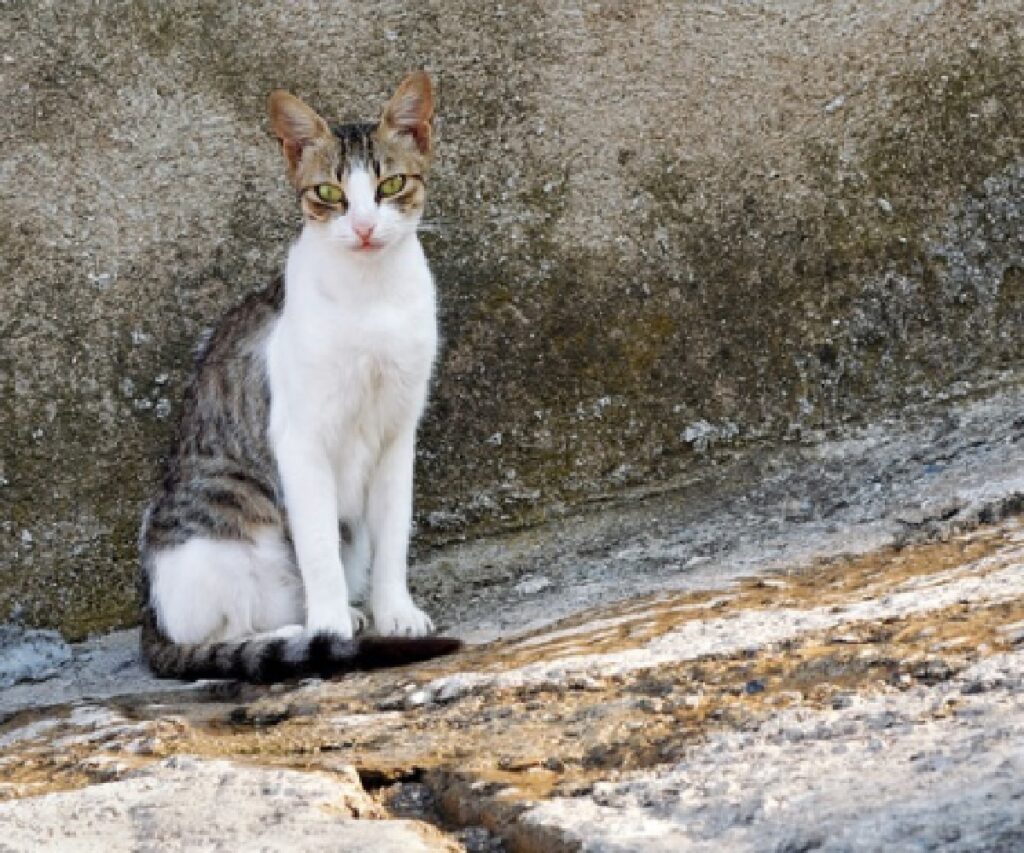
385;79;432;154
282;138;307;168
405;122;431;154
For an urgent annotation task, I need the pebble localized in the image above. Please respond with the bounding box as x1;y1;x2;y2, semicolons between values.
405;689;433;708
824;94;847;114
376;694;406;711
997;623;1024;646
829;633;862;645
831;693;855;710
911;660;955;683
79;757;129;782
287;702;320;718
229;705;290;727
515;576;553;596
125;736;162;756
437;680;471;703
567;674;602;691
457;825;505;853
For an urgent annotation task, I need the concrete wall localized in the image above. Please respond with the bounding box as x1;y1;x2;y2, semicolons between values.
1;0;1021;637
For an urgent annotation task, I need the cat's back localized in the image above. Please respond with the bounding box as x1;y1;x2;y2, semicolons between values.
185;276;285;423
141;278;287;553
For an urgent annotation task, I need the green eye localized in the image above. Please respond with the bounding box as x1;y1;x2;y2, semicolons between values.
377;174;406;198
314;184;344;204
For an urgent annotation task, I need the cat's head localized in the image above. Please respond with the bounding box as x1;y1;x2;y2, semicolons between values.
268;72;433;254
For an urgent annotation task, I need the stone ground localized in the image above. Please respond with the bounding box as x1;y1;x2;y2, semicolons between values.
2;383;1024;851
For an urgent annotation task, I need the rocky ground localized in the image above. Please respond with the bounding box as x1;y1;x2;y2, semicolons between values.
2;384;1024;851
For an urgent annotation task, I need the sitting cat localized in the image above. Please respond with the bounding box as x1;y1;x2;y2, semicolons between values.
138;72;460;682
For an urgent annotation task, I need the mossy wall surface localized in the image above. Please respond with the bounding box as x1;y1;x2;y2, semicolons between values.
1;0;1021;637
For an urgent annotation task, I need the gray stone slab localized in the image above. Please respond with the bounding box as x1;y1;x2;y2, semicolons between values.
0;757;450;853
523;654;1024;852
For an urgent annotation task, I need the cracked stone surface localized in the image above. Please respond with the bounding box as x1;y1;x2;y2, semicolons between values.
2;386;1024;850
522;654;1024;852
0;757;458;852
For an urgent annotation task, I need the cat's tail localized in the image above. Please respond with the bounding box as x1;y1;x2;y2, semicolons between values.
141;611;462;683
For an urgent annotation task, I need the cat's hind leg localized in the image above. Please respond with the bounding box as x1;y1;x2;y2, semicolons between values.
149;529;303;644
340;520;371;598
341;520;371;631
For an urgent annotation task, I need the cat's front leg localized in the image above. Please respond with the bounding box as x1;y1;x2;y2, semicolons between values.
275;438;353;638
367;428;434;636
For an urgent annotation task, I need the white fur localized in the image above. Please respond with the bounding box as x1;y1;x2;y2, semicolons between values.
153;163;437;643
152;528;303;643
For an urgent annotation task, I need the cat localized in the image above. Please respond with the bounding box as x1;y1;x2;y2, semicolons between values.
138;71;460;682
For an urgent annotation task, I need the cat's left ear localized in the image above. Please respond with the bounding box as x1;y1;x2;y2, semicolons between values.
380;71;434;156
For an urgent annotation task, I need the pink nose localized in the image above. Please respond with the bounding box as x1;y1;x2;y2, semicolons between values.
354;224;375;243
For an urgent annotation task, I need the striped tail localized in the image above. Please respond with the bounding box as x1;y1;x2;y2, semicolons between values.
141;611;462;683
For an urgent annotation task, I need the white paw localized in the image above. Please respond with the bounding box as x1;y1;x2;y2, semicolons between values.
372;597;434;637
306;607;354;640
265;624;305;641
348;606;369;633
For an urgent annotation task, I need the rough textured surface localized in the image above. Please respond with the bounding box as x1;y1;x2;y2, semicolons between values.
0;626;70;689
523;654;1024;852
1;0;1022;635
0;756;457;852
1;395;1024;850
3;381;1023;718
2;522;1023;851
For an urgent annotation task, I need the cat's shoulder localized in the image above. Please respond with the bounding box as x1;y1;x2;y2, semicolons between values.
194;276;285;365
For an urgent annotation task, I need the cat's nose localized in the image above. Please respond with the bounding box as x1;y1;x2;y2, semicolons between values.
354;224;375;244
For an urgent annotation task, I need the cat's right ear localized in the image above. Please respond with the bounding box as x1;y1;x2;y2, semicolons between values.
268;91;331;175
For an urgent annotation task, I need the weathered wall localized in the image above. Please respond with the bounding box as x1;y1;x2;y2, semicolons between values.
1;0;1021;637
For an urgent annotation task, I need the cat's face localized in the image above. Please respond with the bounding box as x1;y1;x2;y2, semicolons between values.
268;73;433;255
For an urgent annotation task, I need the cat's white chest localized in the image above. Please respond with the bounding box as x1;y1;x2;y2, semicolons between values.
319;305;433;443
265;236;435;517
316;331;428;513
